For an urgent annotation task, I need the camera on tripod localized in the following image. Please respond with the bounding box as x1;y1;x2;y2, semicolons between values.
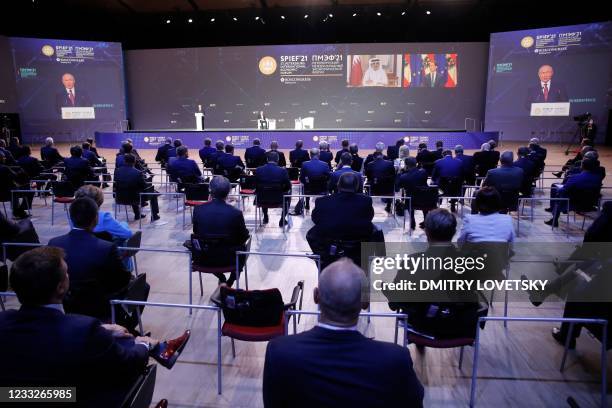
573;112;592;124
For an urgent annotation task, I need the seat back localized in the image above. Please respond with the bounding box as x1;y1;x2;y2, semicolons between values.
239;174;257;191
115;273;149;331
499;188;520;212
411;186;439;210
190;233;242;267
220;285;284;327
256;183;285;207
120;364;157;408
369;176;395;196
184;183;210;202
51;180;76;198
320;238;362;270
303;174;329;195
124;230;142;257
567;187;601;213
438;176;463;197
287;167;300;181
114;182;140;206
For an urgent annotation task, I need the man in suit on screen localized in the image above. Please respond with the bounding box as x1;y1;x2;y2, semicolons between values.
526;64;568;107
424;60;446;88
55;73;93;116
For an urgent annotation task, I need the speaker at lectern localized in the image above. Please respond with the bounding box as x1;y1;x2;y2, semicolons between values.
195;104;204;131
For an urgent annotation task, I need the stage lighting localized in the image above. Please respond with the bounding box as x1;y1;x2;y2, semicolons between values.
233;17;238;21
426;10;431;15
328;13;333;18
210;18;215;22
376;12;382;16
352;13;357;17
281;15;285;20
401;11;406;16
304;14;309;19
165;19;171;24
188;18;193;23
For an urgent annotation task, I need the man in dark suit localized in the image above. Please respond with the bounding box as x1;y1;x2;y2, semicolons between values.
525;64;568;107
454;145;475;185
386;138;405;161
0;139;16;165
318;141;333;168
192;176;250;287
216;144;245;182
483;151;524;194
396;157;429;229
245;138;267;169
155;137;173;167
289;140;310;169
416;143;435;176
365;151;396;213
424;60;446;88
298;148;330;211
0;246;190;406
364;141;387;170
115;143;151;178
349;143;364;173
329;152;363;193
166;139;182;164
333;139;350;165
267;141;286;168
431;140;444;161
64;145;96;188
167;146;203;183
473;142;499;180
40;137;64;168
114;154;161;222
207;140;225;171
55;73;93;116
528;137;547;169
16;145;44;180
263;258;424;408
81;142;102;167
48;197;132;320
255;151;292;227
198;138;217;169
432;150;464;212
513;147;537;196
0;151;31;219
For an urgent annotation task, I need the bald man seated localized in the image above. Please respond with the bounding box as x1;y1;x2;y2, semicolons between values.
263;258;424;408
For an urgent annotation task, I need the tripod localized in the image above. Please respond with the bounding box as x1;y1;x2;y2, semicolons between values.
564;122;585;156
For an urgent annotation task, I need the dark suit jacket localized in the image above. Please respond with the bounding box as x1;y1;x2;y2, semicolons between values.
424;71;446;88
299;158;330;184
167;157;202;182
17;156;44;179
113;165;149;204
255;163;291;193
311;192;374;240
416;149;435;175
0;147;16;165
350;153;364;172
48;229;131;319
526;81;568;106
473;151;499;177
513;157;536;181
0;306;148;406
289;148;310;168
329;166;363;193
63;157;95;187
432;156;464;183
155;143;172;163
193;199;249;246
56;88;93;114
198;146;217;167
319;151;333;168
334;148;350;165
217;154;245;171
386;145;400;161
455;153;475;180
396;168;428;195
364;153;388;170
365;158;395;182
263;326;424;408
267;150;287;167
0;164;20;201
82;149;101;167
245;146;267;168
483;165;524;192
431;148;444;162
563;170;603;191
207;149;225;170
40;145;64;165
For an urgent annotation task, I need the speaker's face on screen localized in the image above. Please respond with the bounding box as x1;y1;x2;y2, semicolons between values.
537;65;553;82
370;60;381;70
429;61;437;72
62;73;75;89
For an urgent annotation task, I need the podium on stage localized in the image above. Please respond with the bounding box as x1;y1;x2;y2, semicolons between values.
530;102;570;117
195;112;204;130
61;107;95;119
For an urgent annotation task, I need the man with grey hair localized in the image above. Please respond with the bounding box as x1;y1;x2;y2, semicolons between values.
191;176;249;287
318;140;333;168
473;141;498;180
364;141;387;169
267;140;286;167
264;258;424;407
199;138;216;168
483;150;524;194
454;144;475;185
40;136;64;168
295;147;330;213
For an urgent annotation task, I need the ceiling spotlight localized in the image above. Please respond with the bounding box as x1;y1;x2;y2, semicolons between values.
426;10;431;15
255;16;260;20
401;11;406;16
328;13;333;18
188;18;193;23
352;13;357;17
233;17;238;21
376;12;382;16
281;15;285;20
165;19;171;24
304;14;309;19
210;18;215;22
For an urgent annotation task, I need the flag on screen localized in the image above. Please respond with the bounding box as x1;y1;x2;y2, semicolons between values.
349;55;363;87
410;54;423;87
403;54;411;87
445;53;458;87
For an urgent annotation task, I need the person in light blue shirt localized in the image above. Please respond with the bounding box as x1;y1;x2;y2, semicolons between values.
458;186;515;243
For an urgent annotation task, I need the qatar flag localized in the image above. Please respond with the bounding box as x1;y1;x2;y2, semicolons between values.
349;55;363;86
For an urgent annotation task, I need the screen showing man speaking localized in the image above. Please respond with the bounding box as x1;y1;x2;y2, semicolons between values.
10;37;126;142
484;22;612;142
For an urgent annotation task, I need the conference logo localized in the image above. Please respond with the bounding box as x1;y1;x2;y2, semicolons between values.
520;36;534;48
41;45;55;57
258;56;277;75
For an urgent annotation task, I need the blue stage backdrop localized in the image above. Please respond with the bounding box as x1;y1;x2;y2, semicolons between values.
0;36;18;113
96;130;498;151
485;22;612;142
9;37;126;143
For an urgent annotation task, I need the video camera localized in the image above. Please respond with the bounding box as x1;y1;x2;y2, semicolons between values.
573;112;592;123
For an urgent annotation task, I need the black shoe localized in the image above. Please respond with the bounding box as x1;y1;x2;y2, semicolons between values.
450;204;457;213
135;214;146;221
553;171;563;178
305;203;310;210
262;214;269;224
12;212;29;220
520;274;542;306
152;214;161;222
544;219;559;227
552;327;576;349
410;222;416;230
279;218;288;228
419;222;425;229
384;204;392;213
544;207;552;212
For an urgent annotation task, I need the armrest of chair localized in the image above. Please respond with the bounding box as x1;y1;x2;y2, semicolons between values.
284;280;304;310
119;364;157;408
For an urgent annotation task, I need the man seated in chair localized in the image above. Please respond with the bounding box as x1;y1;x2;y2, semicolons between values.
387;209;482;340
263;258;424;407
245;138;267;169
289;139;310;169
513;147;537;196
40;137;64;168
48;197;134;321
307;172;384;265
198;138;216;169
267;141;287;168
64;145;96;188
113;154;161;222
365;150;396;213
482;151;523;194
216;144;245;182
431;149;464;213
167;146;203;183
191;176;250;287
328;152;363;194
395;157;428;230
299;147;330;210
255;151;292;227
0;246;190;406
155;137;173;168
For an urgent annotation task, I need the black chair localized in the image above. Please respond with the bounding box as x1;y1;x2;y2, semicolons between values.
183;183;210;223
114;184;142;222
287;167;300;183
119;364;157;408
566;187;602;229
321;238;362;270
303;174;329;195
122;230;142;275
115;273;150;335
499;188;520;213
411;186;439;214
255;183;288;227
239;174;257;208
369;176;395;197
51;180;76;224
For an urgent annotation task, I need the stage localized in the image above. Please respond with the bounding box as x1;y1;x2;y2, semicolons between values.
95;129;499;150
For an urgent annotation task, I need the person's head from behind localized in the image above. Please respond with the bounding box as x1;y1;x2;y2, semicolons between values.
75;185;104;208
480;142;491;152
266;150;279;164
295;140;303;149
582;158;598;172
314;258;367;327
349;143;359;155
69;197;99;232
253;138;261;147
309;147;320;159
173;139;182;148
45;137;54;147
442;149;452;157
418;142;428;151
10;247;69;306
225;144;234;154
122;142;133;154
215;140;224;151
580;145;593;156
583;150;598;161
337;171;360;193
61;73;75;89
500;151;513;166
529;137;539;147
424;208;457;243
22;145;32;157
341;139;350;149
517;147;529;158
375;141;385;153
474;186;502;215
396;138;405;148
176;146;188;158
204;138;212;147
436;140;443;150
210;176;231;200
340;152;353;167
319;141;329;151
404;157;417;170
82;142;91;152
123;153;136;167
10;137;19;146
488;139;497;150
270;141;279;151
165;137;172;145
70;145;82;158
399;145;410;159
